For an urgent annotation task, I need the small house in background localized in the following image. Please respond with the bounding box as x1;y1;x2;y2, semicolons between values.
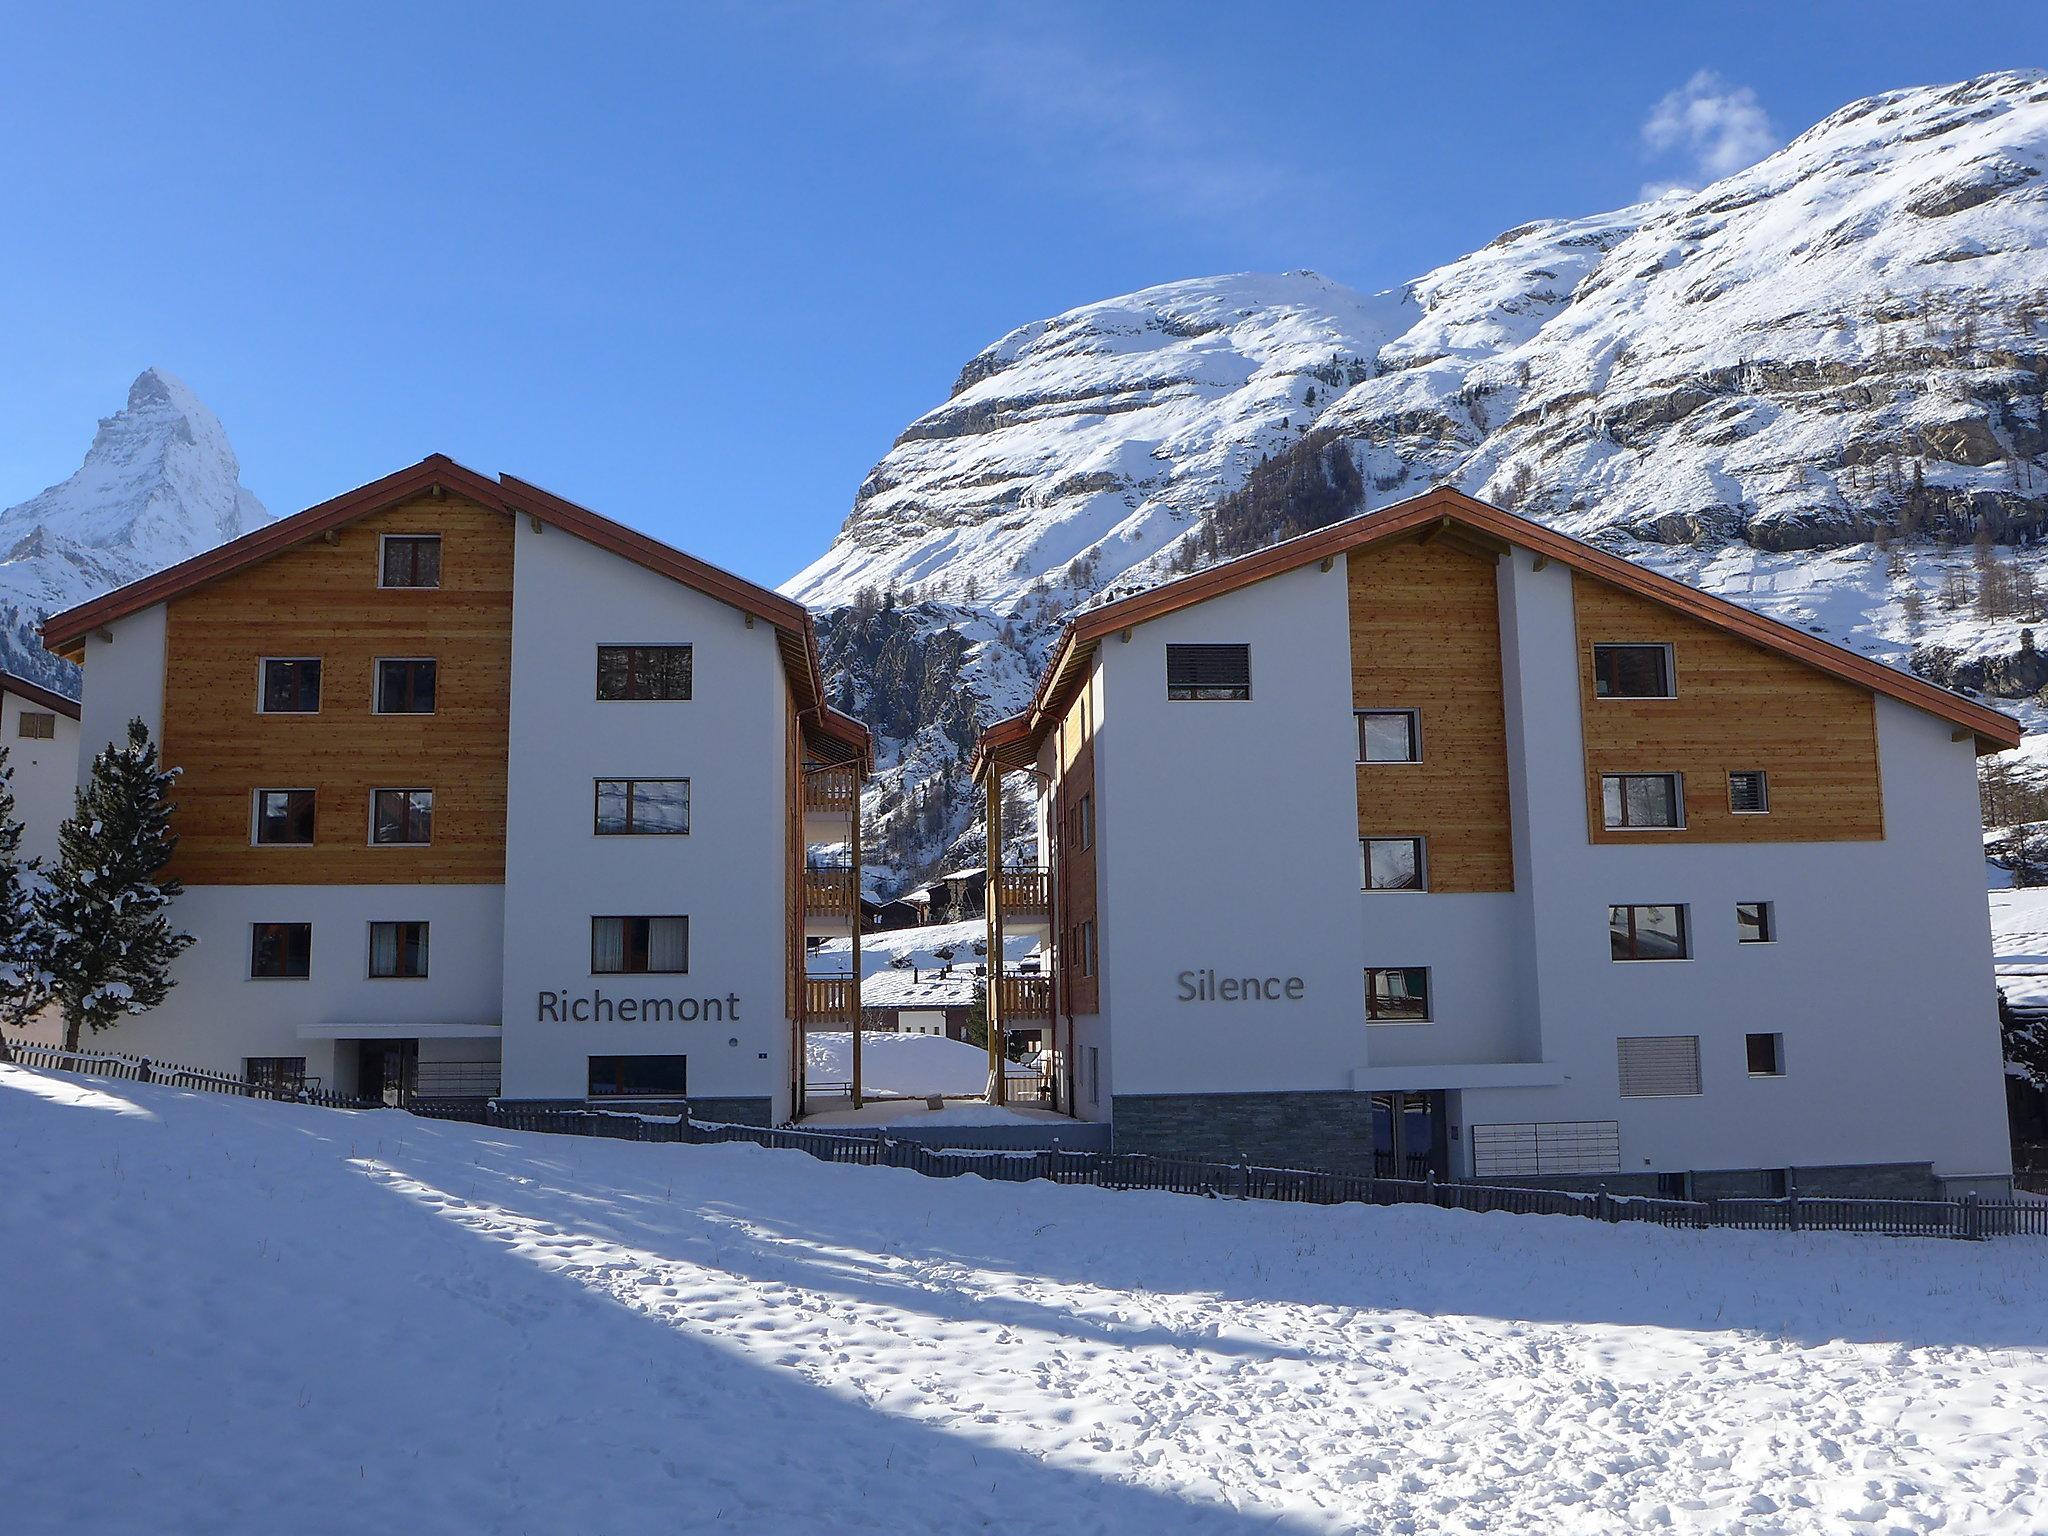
861;894;923;933
859;964;977;1040
0;669;81;866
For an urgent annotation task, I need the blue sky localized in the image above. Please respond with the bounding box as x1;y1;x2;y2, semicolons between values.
1;2;2038;588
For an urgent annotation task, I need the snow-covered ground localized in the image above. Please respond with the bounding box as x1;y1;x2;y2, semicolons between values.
803;1029;1032;1099
1990;884;2048;1010
7;1066;2048;1535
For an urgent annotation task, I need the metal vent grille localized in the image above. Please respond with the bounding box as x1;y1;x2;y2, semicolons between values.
1617;1035;1702;1098
1728;770;1769;813
1472;1121;1622;1177
1166;644;1251;700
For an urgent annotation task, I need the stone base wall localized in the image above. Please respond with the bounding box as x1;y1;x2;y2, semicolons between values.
1112;1092;1375;1173
683;1095;774;1128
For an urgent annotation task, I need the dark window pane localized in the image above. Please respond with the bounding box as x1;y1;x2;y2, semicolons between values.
372;789;433;845
256;789;315;845
1593;645;1673;699
245;1057;307;1091
1166;644;1250;700
1358;711;1418;762
377;659;437;713
1366;967;1430;1021
597;645;693;701
369;921;429;978
381;536;442;588
19;711;55;739
1611;904;1688;961
1746;1033;1783;1075
251;922;312;979
262;659;321;713
587;1054;688;1098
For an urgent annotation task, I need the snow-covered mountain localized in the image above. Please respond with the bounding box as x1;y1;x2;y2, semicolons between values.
0;368;271;693
791;70;2048;888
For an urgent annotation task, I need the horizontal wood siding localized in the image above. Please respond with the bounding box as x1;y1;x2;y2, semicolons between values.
1348;539;1516;893
1055;676;1099;1015
160;495;513;884
1573;571;1884;844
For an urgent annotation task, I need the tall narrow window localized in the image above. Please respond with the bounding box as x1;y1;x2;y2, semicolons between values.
1088;1045;1101;1105
375;658;437;714
1728;770;1770;814
1080;919;1097;978
597;645;694;701
1592;644;1675;699
371;789;434;845
1610;904;1689;961
251;922;312;979
1166;644;1251;700
1601;773;1684;829
369;921;430;979
379;534;442;589
253;789;316;846
1077;793;1094;851
1617;1035;1702;1097
595;778;691;835
260;658;322;713
591;916;689;974
1357;709;1421;763
1365;967;1431;1022
1362;837;1426;890
17;711;55;739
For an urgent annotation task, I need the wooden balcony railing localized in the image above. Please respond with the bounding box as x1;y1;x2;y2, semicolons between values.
804;974;857;1023
803;764;859;817
803;865;856;919
993;869;1051;916
997;974;1053;1020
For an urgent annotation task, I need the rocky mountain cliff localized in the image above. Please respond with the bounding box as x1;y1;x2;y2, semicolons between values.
792;70;2048;890
0;369;271;692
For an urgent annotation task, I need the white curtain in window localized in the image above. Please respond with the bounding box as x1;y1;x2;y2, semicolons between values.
592;917;627;972
370;923;399;977
648;917;688;973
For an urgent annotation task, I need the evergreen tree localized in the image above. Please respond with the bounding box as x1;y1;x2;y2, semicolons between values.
40;719;193;1051
0;746;50;1048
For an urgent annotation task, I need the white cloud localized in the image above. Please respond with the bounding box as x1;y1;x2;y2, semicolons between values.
1639;70;1781;198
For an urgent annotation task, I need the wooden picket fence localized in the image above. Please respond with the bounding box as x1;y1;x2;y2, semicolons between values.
11;1038;2048;1240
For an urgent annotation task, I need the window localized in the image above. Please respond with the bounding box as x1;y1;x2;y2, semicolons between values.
379;534;442;589
1075;793;1094;851
1166;643;1250;701
588;1055;689;1099
1617;1035;1702;1097
1736;901;1775;944
244;1057;307;1092
591;915;689;974
1365;966;1430;1022
1609;903;1689;961
1357;709;1421;763
597;645;694;701
1728;770;1770;814
260;658;322;713
1088;1045;1101;1106
251;922;312;980
1746;1032;1785;1077
253;789;316;846
595;778;691;835
17;711;55;740
1080;919;1097;978
375;658;437;714
1601;773;1684;829
1592;644;1674;699
1362;837;1426;891
369;921;429;979
371;789;434;845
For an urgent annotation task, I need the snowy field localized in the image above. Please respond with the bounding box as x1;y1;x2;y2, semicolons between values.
803;1028;1033;1098
6;1068;2048;1535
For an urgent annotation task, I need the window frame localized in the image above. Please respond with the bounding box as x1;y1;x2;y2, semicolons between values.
1364;966;1432;1024
1745;1032;1786;1078
373;657;439;716
590;915;691;976
367;920;431;980
593;777;692;837
1591;643;1677;700
244;1056;307;1092
1079;919;1097;978
1076;792;1094;852
249;921;313;981
1356;708;1422;764
587;1054;690;1099
1600;772;1687;831
1361;836;1428;892
1736;900;1776;944
1165;643;1252;702
1608;903;1691;962
17;711;56;740
377;533;443;590
251;787;317;847
596;644;695;702
368;788;435;847
1728;770;1771;815
257;656;323;715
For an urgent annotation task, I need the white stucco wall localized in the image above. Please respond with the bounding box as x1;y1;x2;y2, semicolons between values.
0;691;80;865
74;604;166;782
497;519;795;1114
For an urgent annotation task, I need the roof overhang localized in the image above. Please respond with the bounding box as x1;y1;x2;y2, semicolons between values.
0;669;81;719
973;484;2023;774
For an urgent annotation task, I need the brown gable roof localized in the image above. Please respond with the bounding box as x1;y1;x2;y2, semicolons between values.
974;484;2020;777
0;669;81;720
42;454;869;769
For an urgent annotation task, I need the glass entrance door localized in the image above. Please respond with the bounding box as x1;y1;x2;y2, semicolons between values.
1371;1091;1449;1179
356;1039;419;1106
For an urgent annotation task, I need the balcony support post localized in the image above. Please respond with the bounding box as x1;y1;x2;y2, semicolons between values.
985;766;1006;1107
850;767;864;1110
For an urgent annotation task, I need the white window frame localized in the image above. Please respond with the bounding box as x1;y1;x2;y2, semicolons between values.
256;656;323;715
1601;772;1687;831
250;788;317;848
376;532;443;590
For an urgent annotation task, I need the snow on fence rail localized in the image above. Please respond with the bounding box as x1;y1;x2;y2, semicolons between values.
13;1039;2048;1239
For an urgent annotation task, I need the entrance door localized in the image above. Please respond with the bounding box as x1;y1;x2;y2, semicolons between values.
356;1039;419;1106
1371;1091;1449;1179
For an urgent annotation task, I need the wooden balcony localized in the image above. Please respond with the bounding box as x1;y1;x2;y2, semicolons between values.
804;974;857;1024
998;973;1053;1021
993;869;1051;919
803;764;859;818
803;864;857;920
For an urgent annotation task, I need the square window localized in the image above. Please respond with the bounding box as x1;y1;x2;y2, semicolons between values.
371;788;434;845
1601;773;1684;829
379;535;442;589
260;658;322;713
18;711;55;740
1357;709;1420;763
251;922;312;979
1166;644;1250;701
595;778;691;835
597;645;693;701
369;921;430;979
1746;1032;1785;1077
588;1054;689;1098
1592;644;1675;699
253;789;316;846
591;915;689;974
1610;904;1689;961
375;658;437;714
1365;966;1431;1022
1729;770;1770;814
1363;837;1426;890
1736;901;1775;944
